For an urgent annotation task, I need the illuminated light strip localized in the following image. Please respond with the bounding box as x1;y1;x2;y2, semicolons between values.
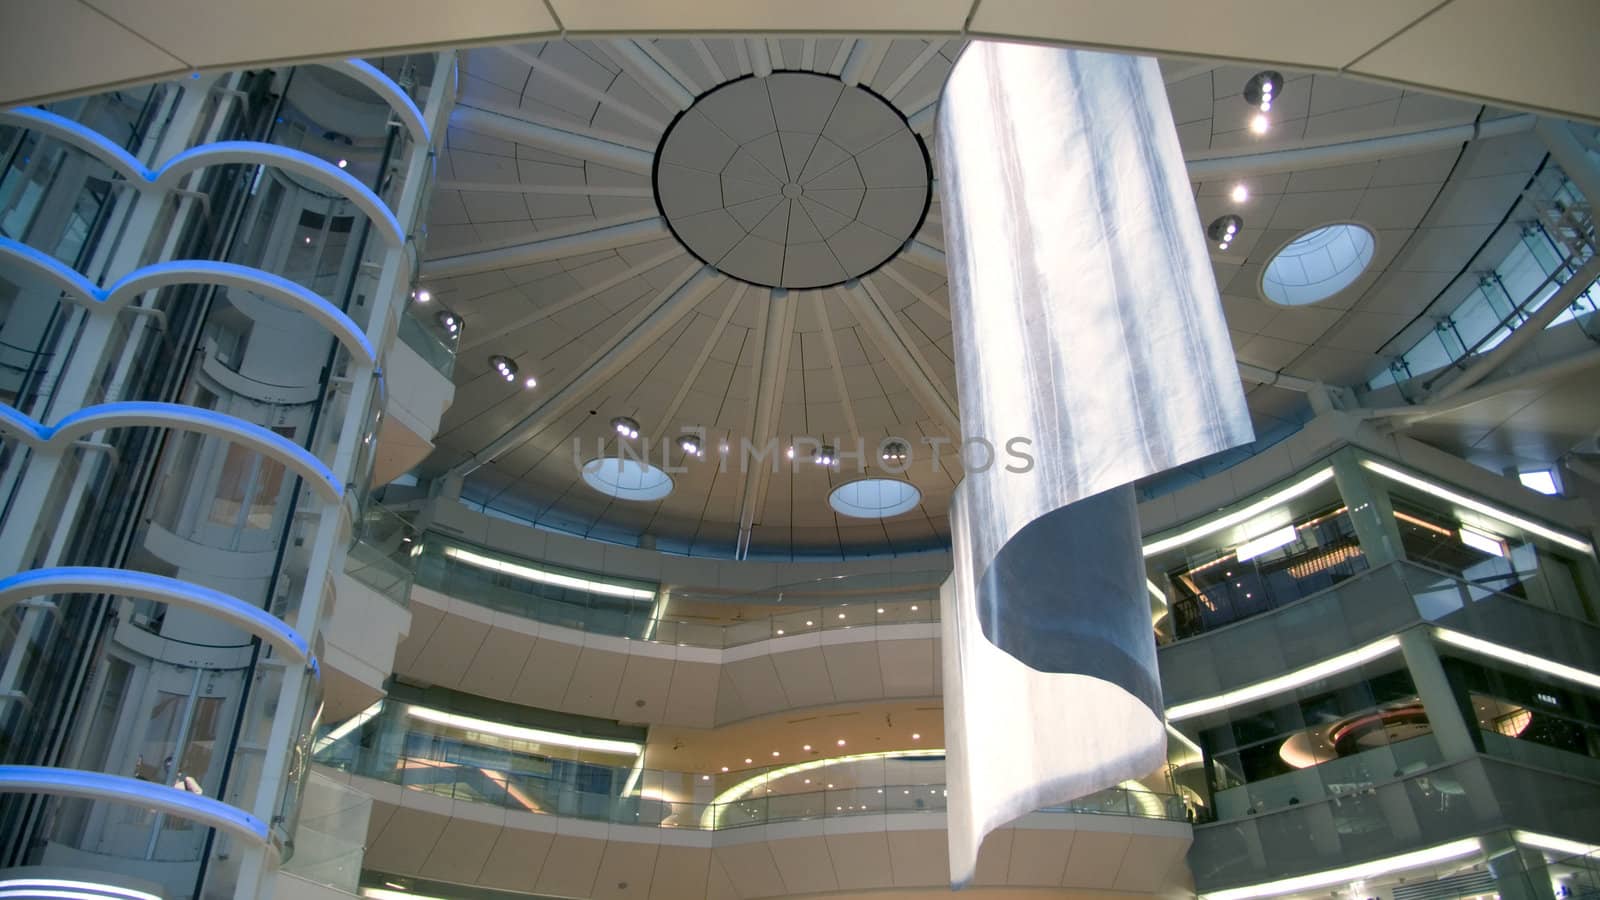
1394;509;1453;537
1143;468;1336;557
1433;629;1600;692
1458;525;1506;558
1513;830;1600;858
1362;460;1594;555
313;699;383;753
0;880;161;900
405;705;642;756
1166;723;1204;758
362;890;450;900
443;546;656;600
1202;838;1482;900
1235;524;1298;562
1165;636;1402;721
700;748;946;828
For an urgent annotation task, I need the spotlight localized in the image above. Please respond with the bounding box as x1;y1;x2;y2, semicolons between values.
679;434;704;457
786;445;795;459
437;311;460;334
1244;70;1283;114
1207;215;1244;251
815;444;836;466
304;236;312;244
413;288;432;303
611;416;640;439
880;440;909;463
524;376;537;389
336;158;348;169
489;355;518;383
1231;184;1250;203
1250;113;1270;134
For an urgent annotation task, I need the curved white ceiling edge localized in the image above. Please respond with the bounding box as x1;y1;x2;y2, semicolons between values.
3;3;1596;122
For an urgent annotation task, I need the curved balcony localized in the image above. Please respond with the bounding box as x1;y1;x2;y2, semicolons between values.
396;534;945;725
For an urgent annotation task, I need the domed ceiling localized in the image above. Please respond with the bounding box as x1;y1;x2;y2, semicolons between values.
414;37;1552;558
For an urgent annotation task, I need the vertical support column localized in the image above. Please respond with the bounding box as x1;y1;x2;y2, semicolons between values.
1331;449;1405;568
1484;831;1559;900
1397;628;1477;760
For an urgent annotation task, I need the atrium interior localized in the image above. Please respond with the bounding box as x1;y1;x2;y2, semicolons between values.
0;4;1598;900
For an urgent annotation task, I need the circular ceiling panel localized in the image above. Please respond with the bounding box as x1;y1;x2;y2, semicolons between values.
654;72;931;289
1261;223;1376;306
581;457;674;502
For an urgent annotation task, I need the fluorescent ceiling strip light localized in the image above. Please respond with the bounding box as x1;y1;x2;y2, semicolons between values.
1166;723;1204;757
1201;838;1482;900
405;705;642;756
1235;524;1298;562
0;880;162;900
443;546;655;600
1166;635;1401;721
1143;468;1335;557
1362;460;1593;555
700;748;946;828
1513;830;1600;858
361;890;450;900
1458;525;1506;558
1433;628;1600;692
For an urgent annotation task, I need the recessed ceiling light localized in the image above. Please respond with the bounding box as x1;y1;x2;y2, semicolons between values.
1231;184;1249;203
802;744;811;751
805;620;814;627
744;758;752;764
524;376;537;389
437;311;460;335
837;612;846;619
336;158;348;168
611;416;640;439
771;750;780;757
836;739;846;747
776;629;784;635
304;236;312;244
721;766;729;772
1251;113;1270;134
877;607;885;614
413;289;431;303
912;733;921;740
910;605;918;611
489;355;518;383
701;775;709;781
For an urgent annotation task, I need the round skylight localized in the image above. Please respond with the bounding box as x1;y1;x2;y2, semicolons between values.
581;457;673;502
1261;223;1376;306
829;479;922;519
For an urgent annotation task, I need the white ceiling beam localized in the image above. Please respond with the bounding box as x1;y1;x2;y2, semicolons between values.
881;40;946;103
747;38;773;78
690;39;725;83
605;39;696;111
900;240;946;276
877;262;951;322
646;282;749;447
458;246;685;352
422;215;670;280
838;279;960;435
736;288;796;559
839;39;889;87
1184;114;1536;181
801;39;817;71
435;180;652;198
497;44;668;133
451;104;655;173
813;291;861;442
447;264;724;477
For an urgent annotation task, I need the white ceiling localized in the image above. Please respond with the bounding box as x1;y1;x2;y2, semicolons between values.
412;37;1566;557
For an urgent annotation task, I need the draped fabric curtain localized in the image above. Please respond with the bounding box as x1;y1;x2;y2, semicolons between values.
936;41;1254;886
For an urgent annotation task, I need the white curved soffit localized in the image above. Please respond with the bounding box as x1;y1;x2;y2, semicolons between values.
0;401;343;503
0;765;269;845
0;108;404;248
322;58;430;146
0;238;374;363
0;567;311;665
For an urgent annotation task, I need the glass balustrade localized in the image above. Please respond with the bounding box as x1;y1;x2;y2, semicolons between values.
312;701;1184;830
410;533;944;648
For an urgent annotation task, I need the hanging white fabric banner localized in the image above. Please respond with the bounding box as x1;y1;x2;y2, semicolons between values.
936;41;1254;886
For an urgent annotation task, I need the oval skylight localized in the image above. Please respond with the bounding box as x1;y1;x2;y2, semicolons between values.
829;479;922;519
581;457;673;501
1261;223;1376;306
